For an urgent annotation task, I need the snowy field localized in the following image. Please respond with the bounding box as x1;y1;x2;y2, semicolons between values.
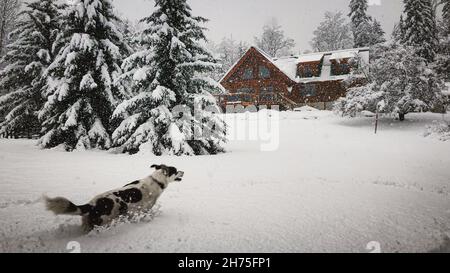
0;110;449;253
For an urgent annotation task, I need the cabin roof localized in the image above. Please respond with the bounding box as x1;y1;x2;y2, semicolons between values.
220;46;370;85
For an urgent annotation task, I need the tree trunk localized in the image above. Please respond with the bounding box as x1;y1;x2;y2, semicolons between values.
399;113;406;121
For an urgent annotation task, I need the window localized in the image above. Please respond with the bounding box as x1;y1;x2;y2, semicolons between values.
259;93;275;101
236;87;254;94
259;66;270;79
299;65;316;78
227;95;241;102
331;62;351;76
261;86;274;93
301;84;317;97
242;68;253;80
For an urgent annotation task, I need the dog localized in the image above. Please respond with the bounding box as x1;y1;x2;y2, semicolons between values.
44;164;184;232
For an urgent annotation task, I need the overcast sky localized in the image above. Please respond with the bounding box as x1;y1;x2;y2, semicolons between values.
112;0;404;52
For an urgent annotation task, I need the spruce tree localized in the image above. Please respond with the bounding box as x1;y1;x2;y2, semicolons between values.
444;0;450;36
370;19;386;45
112;0;226;155
435;0;450;81
38;0;130;151
349;0;372;47
392;15;405;42
402;0;439;62
0;0;60;138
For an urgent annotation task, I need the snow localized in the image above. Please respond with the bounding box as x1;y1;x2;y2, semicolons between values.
1;111;450;252
272;57;299;81
444;82;450;96
329;50;359;60
293;106;319;112
297;53;324;63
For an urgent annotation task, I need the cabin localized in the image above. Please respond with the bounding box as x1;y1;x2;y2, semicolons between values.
218;46;369;111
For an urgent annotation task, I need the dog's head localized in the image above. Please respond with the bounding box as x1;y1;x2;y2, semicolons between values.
151;164;184;183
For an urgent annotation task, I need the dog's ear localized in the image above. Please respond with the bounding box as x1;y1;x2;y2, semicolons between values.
151;164;161;170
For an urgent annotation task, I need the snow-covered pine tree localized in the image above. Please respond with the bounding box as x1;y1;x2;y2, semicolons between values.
435;0;450;81
335;41;445;120
113;0;226;155
370;19;386;45
349;0;373;47
402;0;439;63
0;0;60;138
38;0;130;151
112;0;226;155
444;0;450;34
392;15;405;42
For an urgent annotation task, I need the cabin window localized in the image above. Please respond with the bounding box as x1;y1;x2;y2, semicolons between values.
304;66;314;78
228;94;252;102
259;86;275;102
259;66;270;79
242;68;253;80
236;87;255;94
261;86;274;93
299;65;317;78
331;62;351;76
301;84;317;97
259;93;276;101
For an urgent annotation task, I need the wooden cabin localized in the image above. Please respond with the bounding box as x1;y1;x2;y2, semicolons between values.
218;46;369;111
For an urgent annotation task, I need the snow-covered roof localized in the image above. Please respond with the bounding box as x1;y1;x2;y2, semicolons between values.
297;53;324;63
329;49;359;60
273;57;299;81
220;46;370;85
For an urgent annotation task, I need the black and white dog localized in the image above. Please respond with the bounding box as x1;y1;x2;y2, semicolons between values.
45;164;184;232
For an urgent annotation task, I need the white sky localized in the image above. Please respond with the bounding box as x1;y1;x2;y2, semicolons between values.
112;0;404;52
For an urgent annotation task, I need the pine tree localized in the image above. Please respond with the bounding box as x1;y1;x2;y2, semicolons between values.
402;0;439;62
349;0;372;47
392;15;405;42
0;0;60;138
38;0;130;151
112;0;226;155
435;0;450;81
444;0;450;36
335;41;445;120
370;19;386;45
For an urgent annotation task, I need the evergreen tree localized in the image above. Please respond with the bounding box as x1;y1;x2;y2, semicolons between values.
444;0;450;36
435;0;450;81
402;0;439;62
370;19;386;45
335;41;445;121
112;0;226;155
0;0;60;137
38;0;130;151
349;0;372;47
392;15;405;42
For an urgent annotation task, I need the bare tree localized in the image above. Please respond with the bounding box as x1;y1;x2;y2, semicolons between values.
310;11;354;52
0;0;21;57
254;18;295;57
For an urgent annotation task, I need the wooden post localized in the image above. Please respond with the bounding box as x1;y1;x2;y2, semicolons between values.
374;109;379;134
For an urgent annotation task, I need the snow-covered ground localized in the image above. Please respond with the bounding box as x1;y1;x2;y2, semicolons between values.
0;111;450;253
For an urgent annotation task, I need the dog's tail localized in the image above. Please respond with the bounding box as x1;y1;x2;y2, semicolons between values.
44;195;90;216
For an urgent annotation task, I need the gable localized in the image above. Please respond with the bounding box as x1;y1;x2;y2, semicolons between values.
220;47;295;86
